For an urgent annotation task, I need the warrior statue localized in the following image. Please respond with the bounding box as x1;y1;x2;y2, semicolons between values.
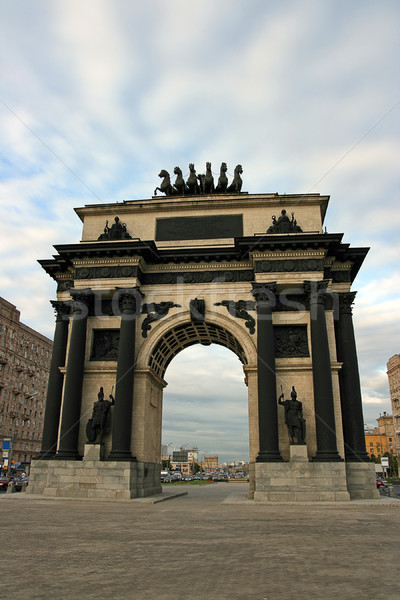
278;386;306;444
86;387;115;444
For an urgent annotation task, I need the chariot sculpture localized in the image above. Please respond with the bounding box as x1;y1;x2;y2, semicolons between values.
153;162;244;196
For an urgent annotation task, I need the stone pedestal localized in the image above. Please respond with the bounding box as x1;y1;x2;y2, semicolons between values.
26;459;162;499
83;444;103;461
345;462;380;499
254;446;350;502
289;445;308;461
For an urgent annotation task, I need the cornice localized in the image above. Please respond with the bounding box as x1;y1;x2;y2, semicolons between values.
39;232;369;284
74;192;329;221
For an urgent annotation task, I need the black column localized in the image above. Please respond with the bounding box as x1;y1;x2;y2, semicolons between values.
305;280;342;461
252;283;282;462
37;301;70;459
56;290;92;459
108;287;143;461
335;292;370;462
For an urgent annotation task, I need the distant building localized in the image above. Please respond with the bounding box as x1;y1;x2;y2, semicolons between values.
203;455;218;472
387;354;400;458
0;297;52;472
365;412;395;459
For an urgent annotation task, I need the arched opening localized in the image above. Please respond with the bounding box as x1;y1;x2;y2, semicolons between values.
162;344;249;468
148;320;248;379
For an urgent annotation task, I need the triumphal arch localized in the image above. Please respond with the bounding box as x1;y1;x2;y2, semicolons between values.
28;163;378;501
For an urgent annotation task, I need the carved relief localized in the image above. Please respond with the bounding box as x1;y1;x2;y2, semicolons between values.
255;259;323;273
273;325;309;358
141;302;181;337
190;298;205;323
75;265;140;279
90;330;120;361
214;300;255;334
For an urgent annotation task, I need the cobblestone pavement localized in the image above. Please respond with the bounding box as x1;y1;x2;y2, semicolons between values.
1;483;400;600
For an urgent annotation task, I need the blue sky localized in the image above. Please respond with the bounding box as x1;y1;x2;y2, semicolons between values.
1;1;399;462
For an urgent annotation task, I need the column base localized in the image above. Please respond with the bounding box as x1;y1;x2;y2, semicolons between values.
35;450;56;460
107;451;137;461
312;451;343;462
345;451;371;462
54;450;81;460
256;451;283;462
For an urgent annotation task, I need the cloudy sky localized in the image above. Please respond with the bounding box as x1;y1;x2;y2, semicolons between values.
1;1;399;463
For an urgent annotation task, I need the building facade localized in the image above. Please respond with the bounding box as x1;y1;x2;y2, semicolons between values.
387;354;400;458
27;178;377;501
203;456;218;472
365;413;395;459
0;297;52;472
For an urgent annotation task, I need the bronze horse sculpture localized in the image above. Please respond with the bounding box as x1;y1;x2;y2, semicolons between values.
186;163;200;195
154;170;174;196
227;164;243;193
173;166;187;195
215;162;228;193
202;162;215;194
155;162;243;196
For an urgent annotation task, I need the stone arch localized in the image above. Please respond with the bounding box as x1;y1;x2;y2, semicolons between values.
136;309;258;375
133;309;259;466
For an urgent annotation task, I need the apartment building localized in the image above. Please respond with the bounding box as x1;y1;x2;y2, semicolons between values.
0;297;52;472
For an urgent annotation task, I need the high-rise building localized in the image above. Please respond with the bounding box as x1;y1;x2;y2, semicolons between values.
0;297;52;472
387;354;400;458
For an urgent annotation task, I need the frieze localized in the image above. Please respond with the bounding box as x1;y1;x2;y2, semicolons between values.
330;270;351;283
141;269;254;285
57;279;74;292
255;259;324;273
274;325;309;358
90;329;120;361
75;265;140;280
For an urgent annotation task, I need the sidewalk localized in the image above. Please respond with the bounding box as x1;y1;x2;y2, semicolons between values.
1;483;399;600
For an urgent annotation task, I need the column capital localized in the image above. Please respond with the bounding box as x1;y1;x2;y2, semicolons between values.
69;289;93;315
50;300;71;322
251;282;277;306
304;280;330;305
116;287;144;315
338;291;357;315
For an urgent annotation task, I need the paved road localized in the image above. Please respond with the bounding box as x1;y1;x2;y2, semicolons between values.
1;483;400;600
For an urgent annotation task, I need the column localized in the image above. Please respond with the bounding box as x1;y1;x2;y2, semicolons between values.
37;301;70;459
305;280;342;461
108;287;143;461
251;283;282;462
56;290;92;459
335;292;370;462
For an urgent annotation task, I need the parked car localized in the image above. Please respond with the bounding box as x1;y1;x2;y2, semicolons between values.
14;476;29;492
0;477;13;492
376;477;388;488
